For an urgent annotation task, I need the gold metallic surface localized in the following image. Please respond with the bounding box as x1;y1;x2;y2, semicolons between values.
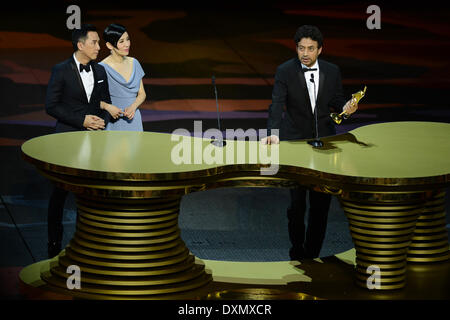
72;235;181;252
343;206;424;216
355;281;406;290
340;191;429;203
350;226;416;236
356;267;405;276
50;264;207;286
356;254;407;262
36;195;211;298
417;211;446;220
349;220;418;229
77;215;178;231
77;196;181;210
319;185;343;195
42;270;212;297
207;288;322;300
20;122;450;296
356;273;406;283
408;233;448;241
76;221;179;238
413;225;447;233
65;247;191;268
77;203;180;217
405;253;450;263
355;247;409;256
409;239;449;248
78;210;179;224
21;122;450;188
58;253;195;276
416;220;446;227
21;254;449;300
76;229;181;245
350;233;415;243
408;190;449;262
353;240;411;249
341;191;425;289
346;213;419;223
407;247;449;255
356;258;407;269
68;241;187;260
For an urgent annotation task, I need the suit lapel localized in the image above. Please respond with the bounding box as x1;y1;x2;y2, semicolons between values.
295;59;313;115
90;62;99;102
316;60;326;112
70;57;89;103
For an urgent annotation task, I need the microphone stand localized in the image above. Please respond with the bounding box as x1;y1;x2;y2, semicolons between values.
211;75;226;147
307;73;323;148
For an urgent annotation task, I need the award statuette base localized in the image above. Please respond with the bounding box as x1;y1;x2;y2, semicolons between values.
307;139;324;148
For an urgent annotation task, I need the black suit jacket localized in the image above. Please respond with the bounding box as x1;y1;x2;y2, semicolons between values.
45;56;111;133
267;58;346;140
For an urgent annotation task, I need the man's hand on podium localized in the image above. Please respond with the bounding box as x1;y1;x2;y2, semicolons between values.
260;135;280;145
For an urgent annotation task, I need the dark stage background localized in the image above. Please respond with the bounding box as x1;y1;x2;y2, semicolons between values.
0;1;449;299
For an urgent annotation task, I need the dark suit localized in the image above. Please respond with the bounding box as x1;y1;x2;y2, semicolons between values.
267;57;346;259
46;57;111;132
45;56;111;257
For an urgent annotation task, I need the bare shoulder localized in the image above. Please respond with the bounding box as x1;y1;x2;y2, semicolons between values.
100;56;112;66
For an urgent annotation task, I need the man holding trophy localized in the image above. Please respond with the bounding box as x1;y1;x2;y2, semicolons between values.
261;25;360;260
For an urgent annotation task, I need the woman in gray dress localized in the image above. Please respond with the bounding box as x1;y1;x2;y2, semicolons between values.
100;23;146;131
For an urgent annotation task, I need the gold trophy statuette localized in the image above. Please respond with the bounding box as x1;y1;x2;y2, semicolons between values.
331;86;367;125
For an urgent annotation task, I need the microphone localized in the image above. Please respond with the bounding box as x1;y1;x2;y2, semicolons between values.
211;75;226;147
307;73;324;148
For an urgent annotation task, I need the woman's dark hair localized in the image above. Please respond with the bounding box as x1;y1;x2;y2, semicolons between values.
72;24;97;52
294;25;323;48
103;23;127;48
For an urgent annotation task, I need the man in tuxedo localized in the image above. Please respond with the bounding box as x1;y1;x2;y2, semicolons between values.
262;25;358;260
45;24;111;258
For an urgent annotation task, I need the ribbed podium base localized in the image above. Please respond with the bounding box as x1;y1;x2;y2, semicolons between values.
38;195;212;300
340;190;449;290
408;190;449;263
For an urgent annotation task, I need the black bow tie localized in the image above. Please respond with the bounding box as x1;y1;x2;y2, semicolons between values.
79;63;91;73
302;68;317;72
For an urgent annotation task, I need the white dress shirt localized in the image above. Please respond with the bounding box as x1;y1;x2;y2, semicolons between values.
73;53;94;102
301;60;319;113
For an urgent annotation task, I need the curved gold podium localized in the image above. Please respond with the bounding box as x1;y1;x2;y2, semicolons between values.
21;121;450;298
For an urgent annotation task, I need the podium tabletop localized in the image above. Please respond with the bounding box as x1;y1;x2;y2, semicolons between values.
22;121;450;187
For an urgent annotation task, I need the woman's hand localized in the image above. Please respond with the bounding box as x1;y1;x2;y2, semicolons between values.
104;103;123;120
124;105;137;120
